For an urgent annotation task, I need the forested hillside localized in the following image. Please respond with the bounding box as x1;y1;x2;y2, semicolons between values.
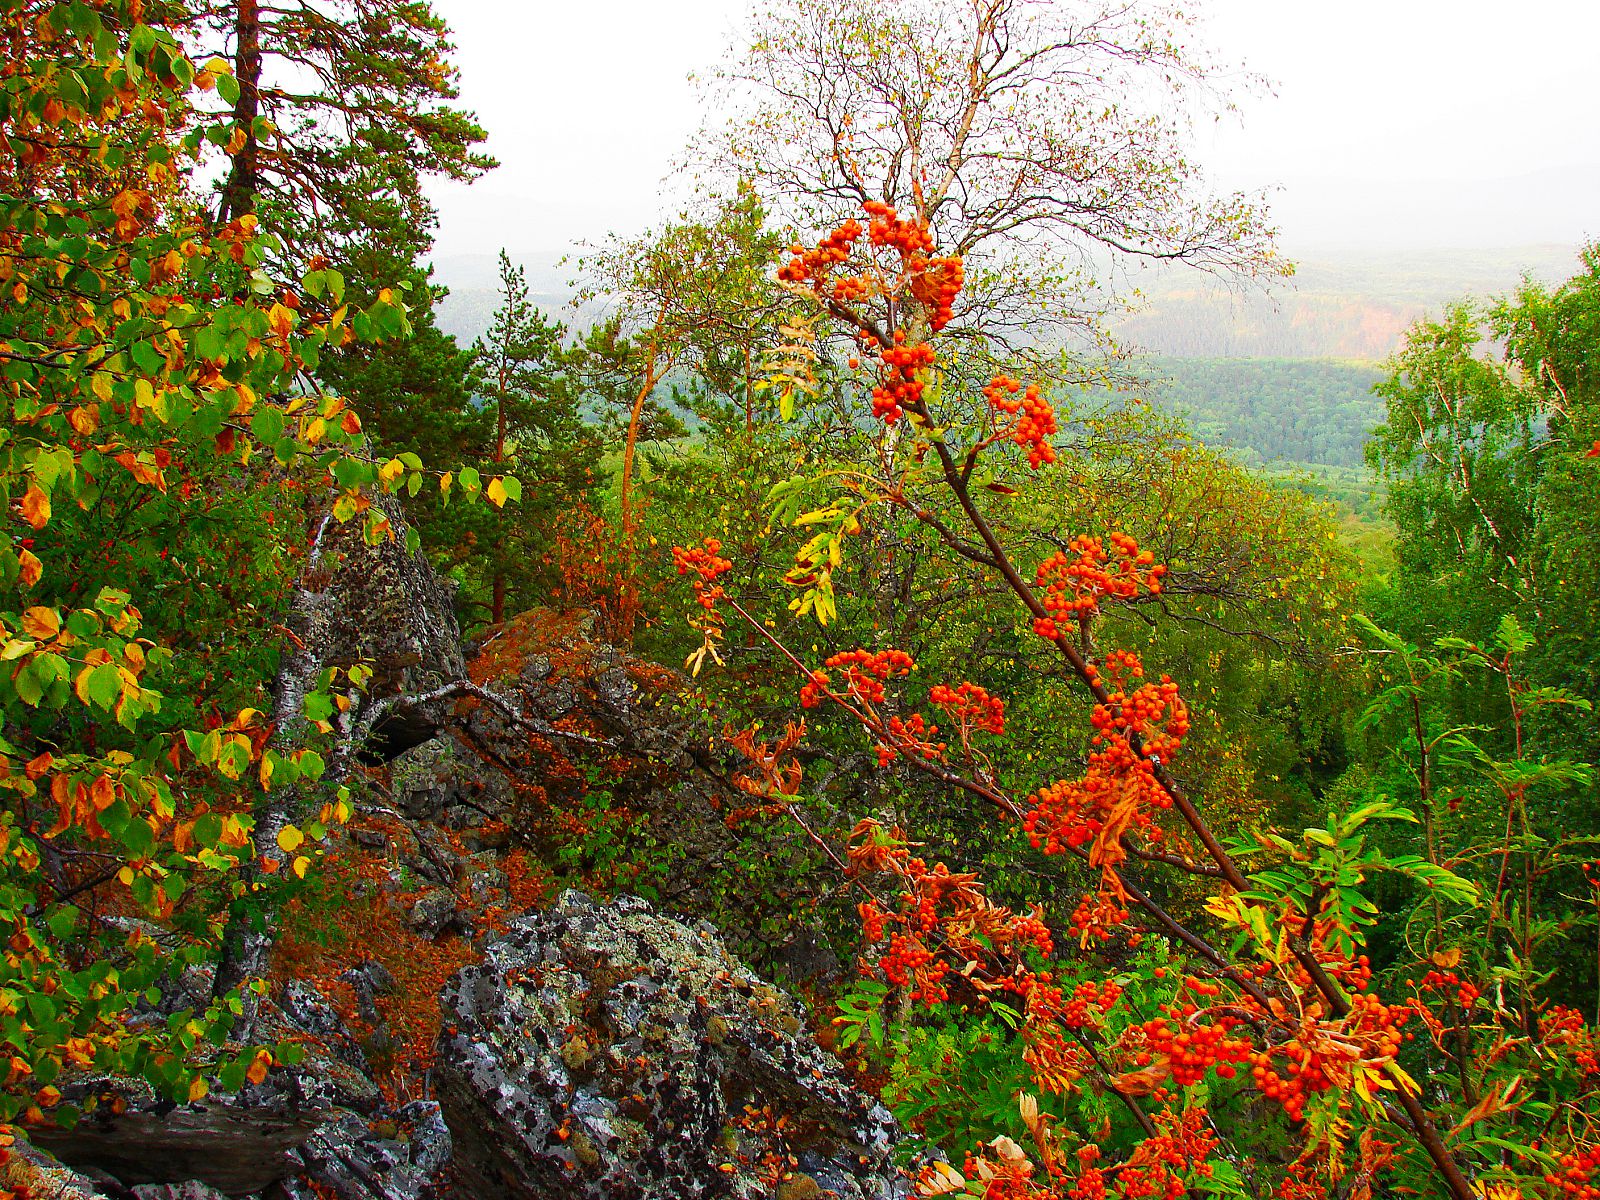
3;4;1597;1200
1101;357;1386;468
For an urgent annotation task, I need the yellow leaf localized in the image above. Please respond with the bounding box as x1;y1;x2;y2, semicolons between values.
19;547;44;587
20;607;59;640
188;1075;210;1102
1386;1063;1421;1095
276;825;304;853
292;855;310;879
258;754;274;790
439;471;453;496
379;458;404;485
486;477;508;508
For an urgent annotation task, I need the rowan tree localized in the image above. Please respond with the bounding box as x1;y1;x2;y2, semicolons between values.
665;192;1600;1200
698;0;1284;358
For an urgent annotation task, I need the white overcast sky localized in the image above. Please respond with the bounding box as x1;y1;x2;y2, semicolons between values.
424;0;1600;261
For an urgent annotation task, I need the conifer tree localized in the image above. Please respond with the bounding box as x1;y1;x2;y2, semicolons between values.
466;252;598;624
179;0;493;269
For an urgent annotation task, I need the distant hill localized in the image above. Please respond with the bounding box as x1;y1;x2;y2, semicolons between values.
1112;244;1581;360
428;251;576;345
429;243;1585;364
425;245;1576;481
1122;358;1385;470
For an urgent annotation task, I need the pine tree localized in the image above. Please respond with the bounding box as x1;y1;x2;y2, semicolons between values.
465;252;599;624
182;0;493;269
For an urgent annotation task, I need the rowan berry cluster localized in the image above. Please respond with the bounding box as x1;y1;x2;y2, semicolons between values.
1542;1007;1600;1076
1025;975;1122;1030
1032;534;1166;641
929;681;1006;737
1416;968;1481;1009
1067;889;1129;944
777;219;863;285
882;933;947;1002
1248;993;1410;1123
1547;1146;1600;1198
861;200;964;328
799;647;916;708
1021;651;1185;875
1134;1010;1251;1086
846;819;1061;1009
870;332;936;423
908;252;964;331
878;711;945;765
672;539;732;618
1113;1109;1217;1200
1089;660;1189;767
779;202;963;336
986;374;1058;468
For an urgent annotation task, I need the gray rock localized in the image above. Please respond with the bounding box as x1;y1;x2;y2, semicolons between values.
30;1093;324;1196
434;891;909;1200
0;1128;102;1199
32;979;388;1192
313;492;466;762
132;1181;234;1200
285;1101;450;1200
408;888;461;938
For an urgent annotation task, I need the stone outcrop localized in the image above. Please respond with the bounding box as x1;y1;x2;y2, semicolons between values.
391;608;846;969
434;891;907;1200
28;973;451;1200
0;1127;102;1200
294;491;466;761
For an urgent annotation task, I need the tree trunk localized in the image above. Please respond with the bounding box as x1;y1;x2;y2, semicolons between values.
217;0;262;224
491;572;507;625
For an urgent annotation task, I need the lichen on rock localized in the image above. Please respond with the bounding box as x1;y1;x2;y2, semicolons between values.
434;891;909;1200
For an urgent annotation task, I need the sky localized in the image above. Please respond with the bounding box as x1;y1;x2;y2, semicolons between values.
423;0;1600;263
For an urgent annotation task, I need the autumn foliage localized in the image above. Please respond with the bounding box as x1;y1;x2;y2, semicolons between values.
674;198;1600;1200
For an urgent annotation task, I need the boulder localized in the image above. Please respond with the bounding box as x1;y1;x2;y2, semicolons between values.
0;1127;102;1200
281;1102;451;1200
434;891;908;1200
409;888;464;939
30;977;432;1197
295;492;466;762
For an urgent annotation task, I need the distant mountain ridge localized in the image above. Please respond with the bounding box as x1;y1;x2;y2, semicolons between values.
1113;244;1582;361
430;243;1585;363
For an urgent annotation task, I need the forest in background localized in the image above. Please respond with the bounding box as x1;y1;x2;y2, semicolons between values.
3;2;1599;1199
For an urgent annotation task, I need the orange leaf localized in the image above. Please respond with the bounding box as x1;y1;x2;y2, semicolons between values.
90;774;116;810
19;485;50;529
245;1051;272;1085
18;548;42;587
1109;1063;1172;1097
